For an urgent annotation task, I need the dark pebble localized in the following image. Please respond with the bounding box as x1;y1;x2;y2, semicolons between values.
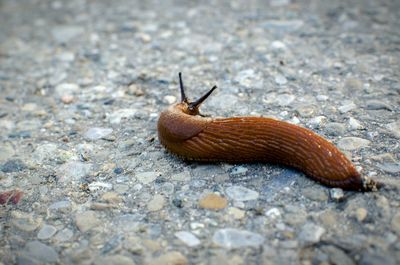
113;167;124;174
1;159;26;173
172;198;184;208
9;131;31;139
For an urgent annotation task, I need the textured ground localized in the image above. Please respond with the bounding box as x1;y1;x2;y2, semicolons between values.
1;0;400;264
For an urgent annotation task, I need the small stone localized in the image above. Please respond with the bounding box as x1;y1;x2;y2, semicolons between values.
321;245;356;265
147;194;165;212
1;159;26;173
386;121;400;139
266;208;281;219
298;223;325;244
228;207;245;219
325;122;346;136
348;117;364;130
199;193;227;210
229;165;248;175
356;208;368;222
171;170;191;182
275;74;288;85
12;216;42;232
175;231;201;247
308;116;327;128
94;255;136;265
0;141;15;161
49;200;71;211
163;95;176;104
212;228;264;249
55;83;79;96
109;109;137;124
275;94;295;106
84;127;113;140
32;143;58;164
51;25;84;43
365;100;393;111
302;187;328;201
75;211;101;232
61;94;74;104
148;251;187;265
57;161;93;182
23;241;58;263
296;105;315;118
123;236;144;254
338;102;357;113
54;228;73;242
37;224;57;240
270;40;287;50
330;188;344;201
226;186;259;201
316;95;329;101
101;192;122;204
136;171;159;184
391;212;400;234
127;84;144;96
337;137;370;151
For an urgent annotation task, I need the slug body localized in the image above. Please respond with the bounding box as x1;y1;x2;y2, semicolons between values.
158;73;379;191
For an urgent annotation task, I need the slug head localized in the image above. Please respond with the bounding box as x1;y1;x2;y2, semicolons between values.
178;72;217;116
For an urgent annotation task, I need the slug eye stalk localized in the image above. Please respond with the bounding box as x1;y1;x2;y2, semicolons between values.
178;72;217;111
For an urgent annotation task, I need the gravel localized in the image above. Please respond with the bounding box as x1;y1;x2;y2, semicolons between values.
1;0;399;264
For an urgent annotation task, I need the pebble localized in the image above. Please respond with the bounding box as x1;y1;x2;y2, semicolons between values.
101;192;122;204
262;19;304;32
298;223;325;244
171;170;191;182
308;116;327;128
320;245;355;265
229;165;248;175
227;207;245;219
84;127;113;140
22;241;59;263
147;194;165;212
270;40;287;50
136;171;160;184
57;161;93;182
55;83;79;96
51;25;84;43
175;231;201;247
61;94;74;104
54;228;73;242
266;208;281;219
225;186;259;201
338;102;357;113
365;100;393;111
32;143;58;163
75;211;101;232
94;255;136;265
0;189;23;205
325;122;346;136
391;212;400;234
198;193;227;210
275;74;288;85
148;251;187;265
48;200;71;211
348;117;364;130
1;159;26;173
329;188;345;201
212;228;264;249
37;224;57;240
356;208;368;222
275;93;295;106
235;69;260;87
337;137;370;151
386;121;400;139
163;95;176;104
295;105;315;118
109;109;137;124
302;187;328;201
0;141;16;161
12;213;42;232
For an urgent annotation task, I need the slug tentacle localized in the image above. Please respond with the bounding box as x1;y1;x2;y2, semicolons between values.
157;73;380;191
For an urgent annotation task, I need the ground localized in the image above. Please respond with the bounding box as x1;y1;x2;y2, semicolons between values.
0;0;399;264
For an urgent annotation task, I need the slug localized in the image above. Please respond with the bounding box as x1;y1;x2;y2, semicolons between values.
157;73;380;191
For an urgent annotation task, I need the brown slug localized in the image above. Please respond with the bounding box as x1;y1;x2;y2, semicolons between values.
157;73;380;191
